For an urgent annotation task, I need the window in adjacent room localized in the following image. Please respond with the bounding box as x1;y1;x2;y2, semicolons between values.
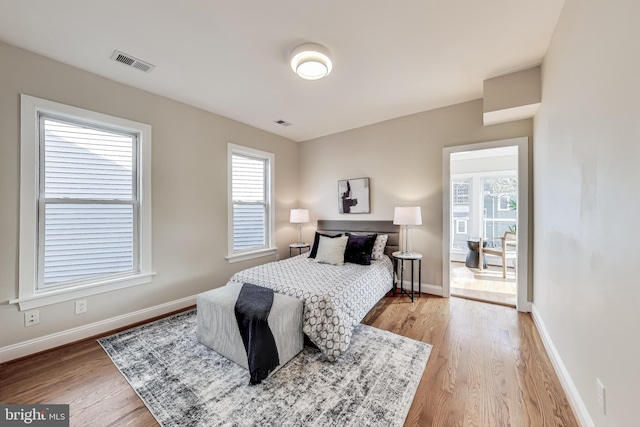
455;219;468;235
482;176;517;245
497;194;511;211
450;173;517;254
227;143;275;262
13;95;153;310
451;178;472;251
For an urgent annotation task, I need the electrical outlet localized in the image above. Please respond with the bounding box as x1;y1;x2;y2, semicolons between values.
596;378;606;414
75;300;87;315
25;309;40;327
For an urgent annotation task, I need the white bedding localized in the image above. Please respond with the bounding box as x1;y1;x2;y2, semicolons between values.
227;254;393;360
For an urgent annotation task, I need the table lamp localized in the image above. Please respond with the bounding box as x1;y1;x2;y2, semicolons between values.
393;206;422;254
290;208;310;244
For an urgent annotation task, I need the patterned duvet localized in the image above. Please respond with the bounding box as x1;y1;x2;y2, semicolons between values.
227;254;394;360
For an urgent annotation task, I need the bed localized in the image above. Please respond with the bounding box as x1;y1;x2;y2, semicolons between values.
226;220;399;361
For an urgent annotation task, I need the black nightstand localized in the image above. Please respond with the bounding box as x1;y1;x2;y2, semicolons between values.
392;251;422;302
289;243;310;258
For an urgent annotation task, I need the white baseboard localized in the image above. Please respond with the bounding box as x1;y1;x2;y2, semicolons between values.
531;304;593;427
0;295;197;364
399;280;443;297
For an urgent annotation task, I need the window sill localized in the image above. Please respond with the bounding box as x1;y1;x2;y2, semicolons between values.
226;247;277;264
10;272;156;311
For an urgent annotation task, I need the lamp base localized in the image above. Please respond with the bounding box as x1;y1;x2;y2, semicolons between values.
400;225;415;255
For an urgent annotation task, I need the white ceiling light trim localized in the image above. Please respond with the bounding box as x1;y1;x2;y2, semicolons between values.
290;43;332;80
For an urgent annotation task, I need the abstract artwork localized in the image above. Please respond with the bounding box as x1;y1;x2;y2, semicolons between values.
338;177;370;214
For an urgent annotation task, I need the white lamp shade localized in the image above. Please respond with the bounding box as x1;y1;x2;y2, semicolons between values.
393;206;422;226
290;208;310;224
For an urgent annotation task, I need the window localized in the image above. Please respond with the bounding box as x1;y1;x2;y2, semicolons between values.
497;195;511;211
227;143;275;262
451;179;471;250
13;95;153;310
452;180;470;205
450;172;517;254
482;177;517;244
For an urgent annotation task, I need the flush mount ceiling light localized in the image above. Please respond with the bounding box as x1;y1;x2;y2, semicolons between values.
290;43;332;80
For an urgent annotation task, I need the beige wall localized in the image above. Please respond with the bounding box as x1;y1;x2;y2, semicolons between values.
483;66;541;113
533;0;640;425
483;67;541;125
0;42;299;349
299;99;532;291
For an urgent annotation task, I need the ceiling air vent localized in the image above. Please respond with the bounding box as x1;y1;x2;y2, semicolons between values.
274;119;293;127
110;50;155;73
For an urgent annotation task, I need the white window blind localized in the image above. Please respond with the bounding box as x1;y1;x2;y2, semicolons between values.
231;153;268;252
39;117;137;289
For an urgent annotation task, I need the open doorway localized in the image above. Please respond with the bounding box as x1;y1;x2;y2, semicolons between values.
449;146;518;306
442;137;530;312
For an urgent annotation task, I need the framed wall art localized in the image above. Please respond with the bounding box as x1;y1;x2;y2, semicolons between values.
338;177;370;214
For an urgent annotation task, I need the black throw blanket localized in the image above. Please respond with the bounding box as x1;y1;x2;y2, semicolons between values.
234;283;280;385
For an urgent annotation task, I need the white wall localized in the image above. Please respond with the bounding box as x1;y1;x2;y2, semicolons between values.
533;0;640;425
299;100;532;294
450;148;518;175
0;42;299;353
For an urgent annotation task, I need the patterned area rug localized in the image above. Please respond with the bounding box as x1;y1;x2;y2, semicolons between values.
99;310;432;427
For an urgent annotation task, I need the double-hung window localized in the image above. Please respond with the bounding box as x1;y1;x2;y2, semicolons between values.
13;95;153;310
227;143;275;262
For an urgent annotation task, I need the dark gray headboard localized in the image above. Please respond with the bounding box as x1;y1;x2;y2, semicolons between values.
316;220;399;257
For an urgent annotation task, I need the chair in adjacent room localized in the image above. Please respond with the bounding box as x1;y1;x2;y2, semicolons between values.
479;231;517;278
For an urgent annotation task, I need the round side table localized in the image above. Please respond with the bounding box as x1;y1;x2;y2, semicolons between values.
289;243;310;258
391;251;422;302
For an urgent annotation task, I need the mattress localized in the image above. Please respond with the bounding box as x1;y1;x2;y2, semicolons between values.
227;254;394;360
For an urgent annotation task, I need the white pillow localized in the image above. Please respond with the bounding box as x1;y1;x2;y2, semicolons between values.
314;235;348;266
371;234;389;260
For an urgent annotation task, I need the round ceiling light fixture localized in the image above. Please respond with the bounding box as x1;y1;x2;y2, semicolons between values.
290;43;332;80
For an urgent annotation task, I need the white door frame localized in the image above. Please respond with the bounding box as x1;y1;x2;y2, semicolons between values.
442;137;530;312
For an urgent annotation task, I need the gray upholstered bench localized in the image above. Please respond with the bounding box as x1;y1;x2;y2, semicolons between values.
196;282;304;371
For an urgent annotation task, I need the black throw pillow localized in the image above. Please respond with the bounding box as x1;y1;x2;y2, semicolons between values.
344;233;378;265
309;232;343;258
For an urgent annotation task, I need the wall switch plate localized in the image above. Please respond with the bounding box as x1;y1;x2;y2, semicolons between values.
596;378;606;414
25;309;40;326
75;300;87;315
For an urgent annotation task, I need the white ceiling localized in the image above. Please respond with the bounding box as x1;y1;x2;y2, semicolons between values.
0;0;565;142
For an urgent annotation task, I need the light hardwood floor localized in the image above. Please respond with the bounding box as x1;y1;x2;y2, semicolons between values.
0;295;577;426
450;261;517;307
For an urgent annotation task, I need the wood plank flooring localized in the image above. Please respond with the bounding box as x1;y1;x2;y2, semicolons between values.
450;261;517;307
0;295;578;426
